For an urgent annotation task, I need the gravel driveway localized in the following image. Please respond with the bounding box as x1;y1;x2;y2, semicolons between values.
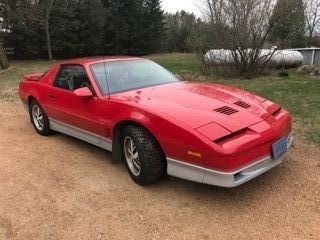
0;103;319;240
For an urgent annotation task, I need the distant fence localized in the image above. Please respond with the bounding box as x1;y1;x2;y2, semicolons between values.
291;48;320;65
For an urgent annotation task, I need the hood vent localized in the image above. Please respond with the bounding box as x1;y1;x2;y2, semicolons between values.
272;107;282;116
234;100;251;109
214;106;239;115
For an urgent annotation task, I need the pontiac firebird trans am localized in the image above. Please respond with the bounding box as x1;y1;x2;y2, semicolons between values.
18;57;294;187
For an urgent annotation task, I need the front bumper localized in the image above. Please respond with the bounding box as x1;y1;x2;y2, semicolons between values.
167;133;294;187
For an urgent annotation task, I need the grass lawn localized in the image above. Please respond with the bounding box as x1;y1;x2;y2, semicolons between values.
1;53;319;143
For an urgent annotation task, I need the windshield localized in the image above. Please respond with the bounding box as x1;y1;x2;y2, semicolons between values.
90;59;179;95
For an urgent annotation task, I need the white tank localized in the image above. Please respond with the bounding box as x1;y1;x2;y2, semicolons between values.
271;50;304;67
205;49;303;67
205;49;234;64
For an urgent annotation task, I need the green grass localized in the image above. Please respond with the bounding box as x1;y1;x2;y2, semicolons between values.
0;60;55;83
0;60;55;102
1;53;319;143
149;53;201;76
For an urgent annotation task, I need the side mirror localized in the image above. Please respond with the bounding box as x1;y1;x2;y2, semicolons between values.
74;87;93;97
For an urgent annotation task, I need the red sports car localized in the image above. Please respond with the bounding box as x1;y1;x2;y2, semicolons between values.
19;57;293;187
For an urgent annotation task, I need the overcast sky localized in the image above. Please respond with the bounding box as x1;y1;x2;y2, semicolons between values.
161;0;203;17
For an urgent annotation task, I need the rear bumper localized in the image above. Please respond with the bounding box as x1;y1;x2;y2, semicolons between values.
167;133;294;187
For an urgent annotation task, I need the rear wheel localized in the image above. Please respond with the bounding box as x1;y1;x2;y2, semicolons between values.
29;100;53;136
122;125;166;185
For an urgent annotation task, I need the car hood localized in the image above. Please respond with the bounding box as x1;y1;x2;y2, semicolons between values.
112;82;280;133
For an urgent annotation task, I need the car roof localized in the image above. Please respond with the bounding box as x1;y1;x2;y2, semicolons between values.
59;56;143;65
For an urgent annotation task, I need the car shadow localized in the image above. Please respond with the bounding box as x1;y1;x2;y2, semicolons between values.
49;131;291;208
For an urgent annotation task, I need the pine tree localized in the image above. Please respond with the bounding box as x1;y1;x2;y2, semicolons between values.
76;0;106;56
162;11;200;52
102;0;138;54
6;0;43;58
143;0;165;53
4;0;165;58
270;0;306;48
102;0;164;55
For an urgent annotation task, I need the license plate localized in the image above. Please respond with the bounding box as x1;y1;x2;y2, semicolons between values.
272;137;287;160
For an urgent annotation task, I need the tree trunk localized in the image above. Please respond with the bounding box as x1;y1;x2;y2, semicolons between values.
44;0;54;60
44;19;53;60
0;44;9;70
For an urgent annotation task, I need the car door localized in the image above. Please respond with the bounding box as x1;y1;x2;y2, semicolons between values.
45;64;105;137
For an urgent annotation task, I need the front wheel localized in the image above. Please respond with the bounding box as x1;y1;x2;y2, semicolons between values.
122;125;166;185
29;100;53;136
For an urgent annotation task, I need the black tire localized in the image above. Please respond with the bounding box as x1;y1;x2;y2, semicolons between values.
121;125;166;185
29;100;53;136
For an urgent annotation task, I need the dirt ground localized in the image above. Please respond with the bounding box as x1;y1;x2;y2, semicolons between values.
0;102;319;240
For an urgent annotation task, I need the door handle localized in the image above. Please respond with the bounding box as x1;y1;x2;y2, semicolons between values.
48;94;55;99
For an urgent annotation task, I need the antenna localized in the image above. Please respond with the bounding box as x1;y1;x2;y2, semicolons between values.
102;55;111;99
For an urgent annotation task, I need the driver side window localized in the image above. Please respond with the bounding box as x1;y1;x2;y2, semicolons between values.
54;65;91;91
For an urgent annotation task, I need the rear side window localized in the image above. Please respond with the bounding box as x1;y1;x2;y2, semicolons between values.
54;65;91;91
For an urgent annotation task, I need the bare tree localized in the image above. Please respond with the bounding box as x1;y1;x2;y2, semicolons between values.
305;0;320;43
42;0;55;60
199;0;277;78
200;0;225;23
0;2;9;70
